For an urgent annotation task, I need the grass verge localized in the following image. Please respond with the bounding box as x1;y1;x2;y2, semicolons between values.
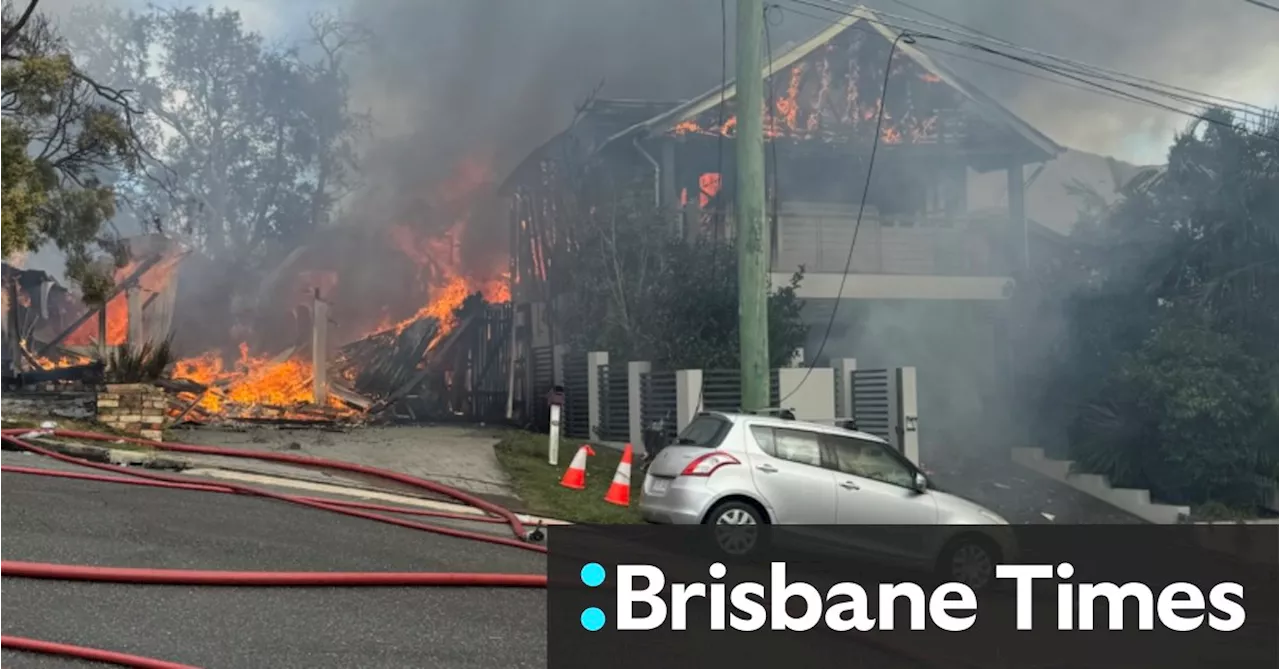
493;430;643;524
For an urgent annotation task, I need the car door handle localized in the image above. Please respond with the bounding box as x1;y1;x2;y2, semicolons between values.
839;480;861;490
756;464;778;473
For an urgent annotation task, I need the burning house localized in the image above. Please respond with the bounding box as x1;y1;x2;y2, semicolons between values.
3;234;185;377
500;6;1072;451
5;163;515;426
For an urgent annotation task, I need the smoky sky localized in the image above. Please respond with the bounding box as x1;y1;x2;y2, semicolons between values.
19;0;1277;283
347;0;1276;177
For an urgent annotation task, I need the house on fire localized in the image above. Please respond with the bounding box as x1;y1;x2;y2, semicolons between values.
500;7;1113;453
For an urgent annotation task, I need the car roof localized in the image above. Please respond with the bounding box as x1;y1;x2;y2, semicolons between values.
699;411;890;445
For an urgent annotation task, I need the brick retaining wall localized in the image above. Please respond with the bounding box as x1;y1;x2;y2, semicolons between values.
97;383;166;441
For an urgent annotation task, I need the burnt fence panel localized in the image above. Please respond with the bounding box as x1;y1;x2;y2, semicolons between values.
562;352;590;440
597;363;631;443
640;371;678;439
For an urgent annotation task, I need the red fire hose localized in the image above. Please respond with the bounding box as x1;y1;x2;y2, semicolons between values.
0;427;550;668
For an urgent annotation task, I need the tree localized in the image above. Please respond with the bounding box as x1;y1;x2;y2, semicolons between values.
2;0;143;299
66;6;367;265
557;182;807;371
1045;108;1278;510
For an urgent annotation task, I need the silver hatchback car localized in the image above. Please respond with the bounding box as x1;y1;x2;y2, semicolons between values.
639;412;1016;589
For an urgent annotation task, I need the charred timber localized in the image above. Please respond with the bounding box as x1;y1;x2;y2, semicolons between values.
336;316;440;398
4;362;106;389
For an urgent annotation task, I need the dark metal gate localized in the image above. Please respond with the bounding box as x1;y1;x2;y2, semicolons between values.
562;352;589;439
527;345;554;429
849;369;892;442
698;370;782;413
597;363;630;442
640;371;678;439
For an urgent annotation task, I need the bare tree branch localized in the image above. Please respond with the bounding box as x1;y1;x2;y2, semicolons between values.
1;0;40;48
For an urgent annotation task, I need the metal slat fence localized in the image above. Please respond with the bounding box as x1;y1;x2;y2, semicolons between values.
562;352;590;439
850;369;892;441
596;363;631;442
640;371;678;439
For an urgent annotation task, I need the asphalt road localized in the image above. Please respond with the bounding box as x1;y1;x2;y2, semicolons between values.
1;453;548;668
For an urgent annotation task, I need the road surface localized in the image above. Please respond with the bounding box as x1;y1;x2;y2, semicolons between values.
1;452;546;668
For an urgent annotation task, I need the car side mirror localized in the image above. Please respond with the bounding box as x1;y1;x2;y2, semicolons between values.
912;471;929;494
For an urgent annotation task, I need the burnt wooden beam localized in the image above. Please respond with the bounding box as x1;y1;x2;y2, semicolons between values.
38;254;165;356
370;314;477;413
168;387;211;426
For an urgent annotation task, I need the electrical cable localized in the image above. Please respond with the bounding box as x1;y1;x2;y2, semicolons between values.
804;0;1274;115
788;0;1280;133
1240;0;1278;12
776;31;913;406
762;3;784;408
687;0;731;425
0;427;549;667
782;0;1276;138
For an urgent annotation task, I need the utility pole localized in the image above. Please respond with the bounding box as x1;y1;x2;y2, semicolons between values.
735;0;770;411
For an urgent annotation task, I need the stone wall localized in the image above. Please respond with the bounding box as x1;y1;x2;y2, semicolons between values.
97;383;166;441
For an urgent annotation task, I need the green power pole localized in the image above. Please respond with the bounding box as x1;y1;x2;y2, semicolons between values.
735;0;770;411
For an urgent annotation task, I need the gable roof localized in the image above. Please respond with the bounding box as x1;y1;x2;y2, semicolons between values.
599;4;1062;160
498;98;683;195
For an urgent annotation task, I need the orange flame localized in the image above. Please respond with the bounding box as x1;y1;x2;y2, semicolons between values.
63;255;182;348
167;157;511;419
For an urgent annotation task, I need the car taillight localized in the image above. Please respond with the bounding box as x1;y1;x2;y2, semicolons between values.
680;451;740;477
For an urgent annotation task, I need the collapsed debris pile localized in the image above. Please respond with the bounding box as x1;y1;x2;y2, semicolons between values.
335;317;441;399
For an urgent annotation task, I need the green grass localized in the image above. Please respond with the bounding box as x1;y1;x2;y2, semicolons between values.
493;430;643;524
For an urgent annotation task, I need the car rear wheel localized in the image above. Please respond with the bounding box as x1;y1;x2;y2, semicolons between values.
704;500;766;558
936;534;1000;592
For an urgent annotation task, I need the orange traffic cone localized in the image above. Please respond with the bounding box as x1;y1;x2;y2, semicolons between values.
604;444;634;507
560;444;595;490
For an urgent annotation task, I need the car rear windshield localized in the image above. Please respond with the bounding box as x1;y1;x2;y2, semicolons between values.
673;415;730;447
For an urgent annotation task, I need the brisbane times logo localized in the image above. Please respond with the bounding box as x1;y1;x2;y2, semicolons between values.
574;561;1248;633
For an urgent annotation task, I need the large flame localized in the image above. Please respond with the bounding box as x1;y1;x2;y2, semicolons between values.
668;31;955;146
169;157;512;420
62;255;183;348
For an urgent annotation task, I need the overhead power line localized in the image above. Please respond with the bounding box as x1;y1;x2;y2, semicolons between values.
1240;0;1278;12
777;30;913;407
788;0;1274;117
780;0;1278;137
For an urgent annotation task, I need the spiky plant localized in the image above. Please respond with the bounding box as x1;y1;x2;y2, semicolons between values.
104;338;174;383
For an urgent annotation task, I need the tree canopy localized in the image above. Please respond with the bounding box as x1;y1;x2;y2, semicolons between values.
66;5;368;265
2;0;143;299
1039;108;1278;512
556;183;807;371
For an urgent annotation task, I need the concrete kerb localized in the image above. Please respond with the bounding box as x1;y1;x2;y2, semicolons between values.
3;437;573;527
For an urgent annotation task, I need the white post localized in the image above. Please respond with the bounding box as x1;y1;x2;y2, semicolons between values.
674;369;704;433
833;358;857;418
126;286;144;353
548;403;562;467
586;351;609;441
627;360;652;448
312;294;329;406
789;347;805;368
897;366;920;465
